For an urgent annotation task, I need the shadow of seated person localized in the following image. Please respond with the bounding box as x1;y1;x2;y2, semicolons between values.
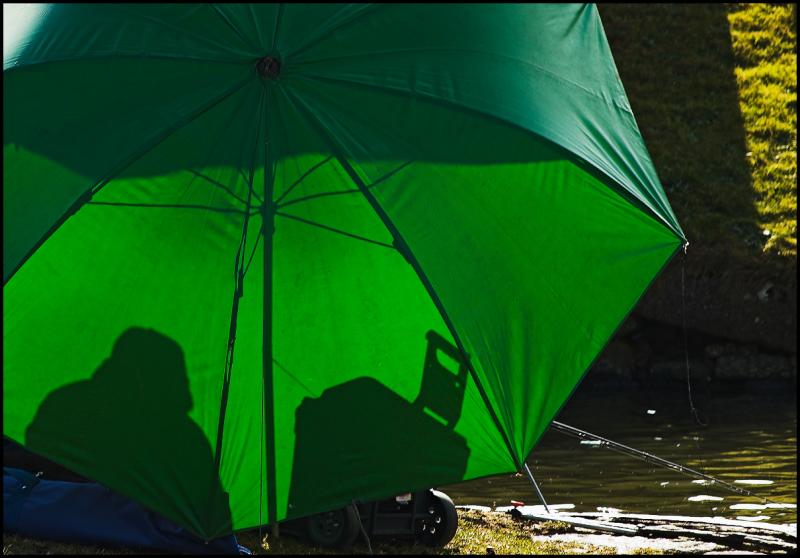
286;330;471;519
24;327;231;539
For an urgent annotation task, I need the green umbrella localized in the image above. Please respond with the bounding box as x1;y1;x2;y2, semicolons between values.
3;4;686;540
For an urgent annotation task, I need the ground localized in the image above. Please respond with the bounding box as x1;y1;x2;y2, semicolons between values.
2;511;664;555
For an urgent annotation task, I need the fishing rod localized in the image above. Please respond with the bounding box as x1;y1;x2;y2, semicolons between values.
549;420;779;505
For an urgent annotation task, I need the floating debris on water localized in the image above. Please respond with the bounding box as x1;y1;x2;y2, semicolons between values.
730;503;766;510
653;436;663;441
646;409;656;415
495;503;574;513
688;495;724;502
728;503;796;511
734;479;774;485
659;481;670;486
580;440;602;446
692;479;712;485
736;515;771;522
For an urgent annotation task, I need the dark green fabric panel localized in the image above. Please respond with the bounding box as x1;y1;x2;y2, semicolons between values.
283;77;681;464
3;4;254;69
283;4;684;239
3;57;253;282
4;4;684;238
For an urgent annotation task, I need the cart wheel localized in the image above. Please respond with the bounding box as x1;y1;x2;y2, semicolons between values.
305;504;360;549
418;490;458;547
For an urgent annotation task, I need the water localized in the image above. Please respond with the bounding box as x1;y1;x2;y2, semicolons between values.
444;386;797;525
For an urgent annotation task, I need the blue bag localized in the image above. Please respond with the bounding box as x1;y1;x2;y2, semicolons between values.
4;467;251;555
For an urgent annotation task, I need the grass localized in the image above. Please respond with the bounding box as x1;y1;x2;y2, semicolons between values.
598;3;796;262
3;511;667;555
727;4;797;257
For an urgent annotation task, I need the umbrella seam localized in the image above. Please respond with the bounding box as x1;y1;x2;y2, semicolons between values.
284;4;384;61
210;4;257;53
4;52;251;72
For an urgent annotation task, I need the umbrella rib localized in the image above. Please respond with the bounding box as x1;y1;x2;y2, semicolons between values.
186;169;251;208
284;4;384;61
4;73;254;287
274;211;394;250
280;86;523;470
242;223;264;278
272;358;315;397
276;161;411;209
213;84;266;475
239;168;264;205
277;187;360;208
273;155;334;205
85;201;248;214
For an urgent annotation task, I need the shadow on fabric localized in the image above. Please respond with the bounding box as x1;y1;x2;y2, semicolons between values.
23;327;232;539
285;330;471;519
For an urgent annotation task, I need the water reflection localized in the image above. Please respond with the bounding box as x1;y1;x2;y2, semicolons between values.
443;389;797;525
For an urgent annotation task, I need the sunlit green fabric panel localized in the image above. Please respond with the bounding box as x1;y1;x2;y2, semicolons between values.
285;78;681;464
3;81;265;539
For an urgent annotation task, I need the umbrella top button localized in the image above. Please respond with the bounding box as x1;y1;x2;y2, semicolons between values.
256;56;281;79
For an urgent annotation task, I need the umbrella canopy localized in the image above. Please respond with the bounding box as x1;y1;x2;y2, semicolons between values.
3;4;686;540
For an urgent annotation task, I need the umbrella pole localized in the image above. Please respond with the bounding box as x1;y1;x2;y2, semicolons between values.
523;462;551;513
262;115;278;527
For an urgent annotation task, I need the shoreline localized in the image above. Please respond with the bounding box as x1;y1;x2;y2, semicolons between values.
4;508;796;555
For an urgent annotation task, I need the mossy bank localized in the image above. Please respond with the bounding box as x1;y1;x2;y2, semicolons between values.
597;3;797;367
